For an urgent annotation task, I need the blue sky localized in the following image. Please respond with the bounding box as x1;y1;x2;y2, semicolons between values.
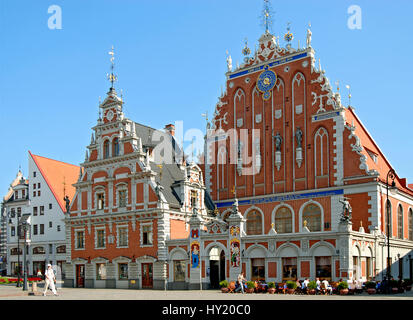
1;0;412;192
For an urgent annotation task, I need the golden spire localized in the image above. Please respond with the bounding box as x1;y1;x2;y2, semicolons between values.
303;220;307;228
107;45;118;89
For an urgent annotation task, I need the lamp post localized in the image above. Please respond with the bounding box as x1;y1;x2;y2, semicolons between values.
20;214;31;291
386;169;396;291
9;213;21;287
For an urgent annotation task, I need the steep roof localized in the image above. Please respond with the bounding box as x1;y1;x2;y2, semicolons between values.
29;151;80;212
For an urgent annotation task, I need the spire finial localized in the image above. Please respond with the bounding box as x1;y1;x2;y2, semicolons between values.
284;22;294;47
336;80;340;92
242;37;251;63
261;0;273;34
107;45;118;89
346;84;352;106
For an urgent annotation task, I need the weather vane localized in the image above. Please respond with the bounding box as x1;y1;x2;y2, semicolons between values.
242;38;251;63
284;22;294;45
107;45;118;89
346;84;352;106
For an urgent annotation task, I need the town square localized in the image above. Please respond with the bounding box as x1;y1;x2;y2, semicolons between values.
1;0;413;308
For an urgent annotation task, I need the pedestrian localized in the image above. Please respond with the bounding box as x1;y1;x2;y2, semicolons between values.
43;264;58;296
237;272;246;294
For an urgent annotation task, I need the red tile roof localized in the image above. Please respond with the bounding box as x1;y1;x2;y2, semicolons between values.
29;151;80;212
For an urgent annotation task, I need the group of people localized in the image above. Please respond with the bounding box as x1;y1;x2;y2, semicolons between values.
36;264;59;296
299;278;333;295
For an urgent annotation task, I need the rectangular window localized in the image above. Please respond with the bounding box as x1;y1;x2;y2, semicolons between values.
33;225;38;235
76;231;84;249
142;225;153;245
96;263;107;280
33;191;36;197
49;244;53;253
40;206;44;215
118;190;127;208
57;225;61;232
251;258;266;281
33;171;36;177
282;257;297;281
190;190;198;208
353;256;359;279
38;183;41;188
97;193;105;210
96;229;105;248
49;221;52;228
14;191;18;199
17;207;21;216
316;256;332;280
40;224;44;235
38;190;41;196
174;260;186;282
49;203;52;210
33;207;38;216
22;189;25;198
11;208;15;217
118;263;128;280
118;227;128;247
33;183;36;190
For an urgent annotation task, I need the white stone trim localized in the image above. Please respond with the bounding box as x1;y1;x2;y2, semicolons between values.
94;226;106;249
140;221;154;247
298;199;324;233
271;203;295;233
243;206;265;235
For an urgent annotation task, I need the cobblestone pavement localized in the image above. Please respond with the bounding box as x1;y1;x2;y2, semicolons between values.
1;284;413;300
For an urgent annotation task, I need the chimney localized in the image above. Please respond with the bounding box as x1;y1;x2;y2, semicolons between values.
164;124;175;136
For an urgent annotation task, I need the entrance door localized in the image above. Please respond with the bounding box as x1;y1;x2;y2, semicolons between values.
142;263;153;288
209;260;219;289
76;264;85;288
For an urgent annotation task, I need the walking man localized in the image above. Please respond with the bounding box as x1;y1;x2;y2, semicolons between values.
43;264;58;296
237;272;246;294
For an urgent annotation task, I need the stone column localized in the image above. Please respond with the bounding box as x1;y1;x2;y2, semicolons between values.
85;263;94;288
338;221;352;280
188;207;204;290
226;199;245;282
105;263;116;288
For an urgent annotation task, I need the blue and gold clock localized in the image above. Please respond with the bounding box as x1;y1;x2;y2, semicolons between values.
256;65;277;101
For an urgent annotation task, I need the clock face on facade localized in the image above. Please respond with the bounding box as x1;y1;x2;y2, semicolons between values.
106;110;114;121
256;65;277;100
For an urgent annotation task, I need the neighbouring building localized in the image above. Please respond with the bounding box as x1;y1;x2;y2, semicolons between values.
63;81;215;289
2;153;79;277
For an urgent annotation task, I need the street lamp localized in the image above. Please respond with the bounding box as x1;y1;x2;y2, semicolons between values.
20;214;31;291
386;168;396;291
8;213;21;287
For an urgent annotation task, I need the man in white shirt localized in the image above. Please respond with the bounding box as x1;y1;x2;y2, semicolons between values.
237;272;246;293
322;279;333;295
43;264;58;296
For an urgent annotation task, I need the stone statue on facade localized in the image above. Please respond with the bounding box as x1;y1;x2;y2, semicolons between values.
339;197;352;222
64;196;70;214
226;51;232;72
295;127;303;148
306;27;312;48
272;132;283;151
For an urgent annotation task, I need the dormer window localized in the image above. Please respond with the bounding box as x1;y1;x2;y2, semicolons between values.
190;190;198;209
113;138;119;156
104;140;110;159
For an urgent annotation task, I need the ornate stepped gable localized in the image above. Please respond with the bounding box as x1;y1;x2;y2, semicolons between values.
206;26;407;204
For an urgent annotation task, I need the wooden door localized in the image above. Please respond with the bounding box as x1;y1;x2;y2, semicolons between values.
76;264;85;288
142;263;153;288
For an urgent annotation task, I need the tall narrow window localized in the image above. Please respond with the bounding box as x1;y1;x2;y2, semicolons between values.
97;193;105;210
40;224;44;235
385;200;392;237
409;209;413;241
33;207;38;216
40;206;44;215
274;206;293;233
96;263;107;280
142;225;153;245
302;203;321;232
17;207;21;216
398;205;404;239
190;190;198;209
118;190;127;208
246;210;262;235
104;140;110;159
76;231;84;249
96;229;105;248
118;227;128;247
112;138;119;156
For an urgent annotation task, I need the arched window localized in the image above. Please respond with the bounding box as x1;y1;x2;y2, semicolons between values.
112;138;119;157
274;207;292;233
103;140;110;159
217;147;227;190
385;200;392;237
32;246;45;255
409;209;413;241
246;210;262;235
302;203;321;232
314;127;329;188
398;205;404;239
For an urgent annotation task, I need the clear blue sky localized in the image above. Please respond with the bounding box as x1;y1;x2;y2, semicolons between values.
1;0;412;192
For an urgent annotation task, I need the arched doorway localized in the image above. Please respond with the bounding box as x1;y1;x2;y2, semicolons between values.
209;247;225;289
